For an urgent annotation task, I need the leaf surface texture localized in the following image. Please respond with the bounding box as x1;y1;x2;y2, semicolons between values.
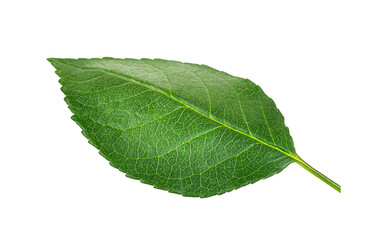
50;58;303;197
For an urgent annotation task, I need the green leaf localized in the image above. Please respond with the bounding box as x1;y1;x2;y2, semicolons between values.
49;58;340;197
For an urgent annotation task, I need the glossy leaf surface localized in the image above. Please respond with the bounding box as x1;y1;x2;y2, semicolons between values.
49;58;340;197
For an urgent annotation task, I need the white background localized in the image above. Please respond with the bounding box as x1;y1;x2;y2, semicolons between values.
1;1;382;239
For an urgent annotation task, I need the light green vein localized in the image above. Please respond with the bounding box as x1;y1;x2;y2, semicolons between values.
54;59;300;161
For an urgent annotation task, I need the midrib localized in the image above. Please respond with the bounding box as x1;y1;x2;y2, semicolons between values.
56;60;302;163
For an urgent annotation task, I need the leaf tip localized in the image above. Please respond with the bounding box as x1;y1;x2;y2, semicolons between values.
47;58;62;71
47;57;59;64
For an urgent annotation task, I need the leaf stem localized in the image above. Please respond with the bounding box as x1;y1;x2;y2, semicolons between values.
294;157;341;193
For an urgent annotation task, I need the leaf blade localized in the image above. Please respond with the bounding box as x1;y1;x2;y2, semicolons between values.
49;57;339;197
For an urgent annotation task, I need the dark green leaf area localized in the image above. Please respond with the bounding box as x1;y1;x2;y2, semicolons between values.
50;58;296;197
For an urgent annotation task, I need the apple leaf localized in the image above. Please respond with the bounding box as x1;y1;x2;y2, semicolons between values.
49;58;340;197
